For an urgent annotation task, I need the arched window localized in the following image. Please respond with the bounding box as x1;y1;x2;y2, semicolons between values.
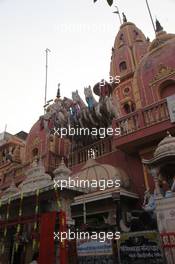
123;102;135;114
123;87;130;96
119;61;127;72
120;33;124;41
32;148;39;157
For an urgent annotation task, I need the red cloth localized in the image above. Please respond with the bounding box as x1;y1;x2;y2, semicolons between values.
39;211;57;264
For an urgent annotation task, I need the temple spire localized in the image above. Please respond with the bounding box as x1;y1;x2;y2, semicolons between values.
155;19;164;33
122;12;127;23
57;83;61;98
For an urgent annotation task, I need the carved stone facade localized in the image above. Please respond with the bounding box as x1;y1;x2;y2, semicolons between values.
143;133;175;263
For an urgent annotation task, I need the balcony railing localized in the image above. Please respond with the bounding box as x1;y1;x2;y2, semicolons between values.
68;137;112;167
66;100;170;167
114;99;170;136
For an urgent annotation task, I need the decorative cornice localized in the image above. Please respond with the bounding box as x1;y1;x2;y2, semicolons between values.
149;64;175;86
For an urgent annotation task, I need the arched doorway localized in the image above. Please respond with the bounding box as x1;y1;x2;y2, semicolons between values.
159;162;175;193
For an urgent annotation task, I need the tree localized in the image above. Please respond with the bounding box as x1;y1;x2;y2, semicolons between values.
94;0;113;6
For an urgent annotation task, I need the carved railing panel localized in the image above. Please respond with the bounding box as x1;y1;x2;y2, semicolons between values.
143;100;169;127
115;99;170;136
69;137;112;167
64;100;170;167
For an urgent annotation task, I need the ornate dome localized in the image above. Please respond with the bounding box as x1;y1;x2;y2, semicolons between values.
54;158;71;180
19;159;52;193
114;22;147;49
149;31;175;52
1;179;19;200
72;158;130;189
133;30;175;108
25;119;48;163
154;132;175;160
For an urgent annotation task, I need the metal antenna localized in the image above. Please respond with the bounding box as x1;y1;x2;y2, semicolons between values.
145;0;156;34
44;48;51;107
113;5;122;25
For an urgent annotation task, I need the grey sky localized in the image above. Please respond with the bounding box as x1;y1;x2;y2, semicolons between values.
0;0;174;134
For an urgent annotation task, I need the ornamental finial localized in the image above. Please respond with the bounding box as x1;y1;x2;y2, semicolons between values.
155;19;163;33
57;83;61;98
122;12;127;23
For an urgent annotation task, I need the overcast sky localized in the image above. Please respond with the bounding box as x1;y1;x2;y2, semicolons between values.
0;0;174;134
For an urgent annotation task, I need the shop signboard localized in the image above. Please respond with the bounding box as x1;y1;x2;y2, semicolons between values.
119;231;164;264
77;238;114;264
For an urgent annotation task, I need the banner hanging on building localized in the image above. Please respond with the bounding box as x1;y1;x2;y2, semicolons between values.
77;238;114;264
120;231;164;264
77;238;113;256
167;95;175;123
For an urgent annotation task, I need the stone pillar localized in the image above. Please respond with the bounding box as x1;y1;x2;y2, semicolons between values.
150;167;162;198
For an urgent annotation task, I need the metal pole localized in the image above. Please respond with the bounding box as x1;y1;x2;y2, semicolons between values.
116;6;122;25
44;48;51;106
83;194;86;224
10;241;15;264
145;0;156;34
113;6;122;25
